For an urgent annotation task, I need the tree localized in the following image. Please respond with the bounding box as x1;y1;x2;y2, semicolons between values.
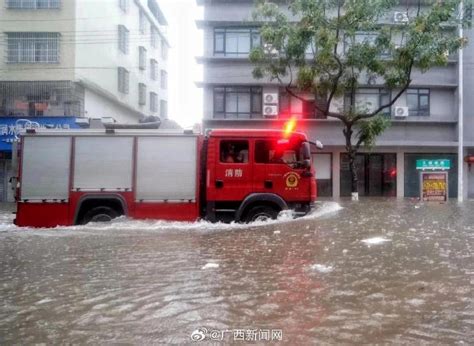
250;0;469;200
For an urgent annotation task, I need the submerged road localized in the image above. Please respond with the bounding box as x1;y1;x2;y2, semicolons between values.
0;200;472;343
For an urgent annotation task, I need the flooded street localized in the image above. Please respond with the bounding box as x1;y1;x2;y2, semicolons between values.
0;200;472;344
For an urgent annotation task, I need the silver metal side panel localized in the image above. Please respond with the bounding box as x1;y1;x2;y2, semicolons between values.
136;136;197;201
21;137;71;200
73;137;133;190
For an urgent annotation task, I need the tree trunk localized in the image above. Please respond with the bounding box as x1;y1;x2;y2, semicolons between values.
344;125;359;201
348;150;359;201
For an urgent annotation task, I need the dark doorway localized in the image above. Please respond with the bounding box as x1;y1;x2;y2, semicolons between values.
341;153;397;197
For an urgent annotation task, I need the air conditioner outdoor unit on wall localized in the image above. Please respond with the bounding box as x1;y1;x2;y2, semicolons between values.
394;106;409;118
394;11;409;23
263;93;279;105
263;105;278;117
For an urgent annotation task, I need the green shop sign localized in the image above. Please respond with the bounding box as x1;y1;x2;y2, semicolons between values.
416;159;451;170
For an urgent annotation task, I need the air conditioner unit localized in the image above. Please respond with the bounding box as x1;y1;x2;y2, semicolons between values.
263;105;278;117
263;43;279;56
394;11;409;23
263;93;279;105
394;106;409;117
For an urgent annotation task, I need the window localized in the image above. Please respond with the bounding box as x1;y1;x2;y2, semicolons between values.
150;59;158;80
161;42;168;60
305;40;317;58
139;9;146;34
220;141;249;164
139;46;147;70
118;25;129;54
160;99;168;118
255;139;303;166
407;89;430;116
139;83;147;105
344;32;378;52
280;91;327;119
150;92;158;112
6;0;60;8
160;70;168;89
118;0;128;12
118;67;129;94
344;88;391;116
151;26;159;48
344;31;389;56
7;32;60;63
214;27;261;57
213;86;262;119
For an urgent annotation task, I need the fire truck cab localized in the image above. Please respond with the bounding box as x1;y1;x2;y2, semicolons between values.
14;128;318;227
204;129;316;222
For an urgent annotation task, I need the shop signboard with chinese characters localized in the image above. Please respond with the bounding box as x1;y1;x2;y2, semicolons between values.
416;159;450;202
420;172;448;202
0;117;79;152
416;159;451;170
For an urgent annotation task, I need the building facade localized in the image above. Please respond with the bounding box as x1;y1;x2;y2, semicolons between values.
197;0;474;199
0;0;170;201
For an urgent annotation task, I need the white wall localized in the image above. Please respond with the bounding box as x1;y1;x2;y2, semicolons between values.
83;88;139;124
75;0;169;121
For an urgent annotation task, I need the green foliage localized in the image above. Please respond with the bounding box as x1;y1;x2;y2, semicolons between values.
251;0;469;126
357;115;391;149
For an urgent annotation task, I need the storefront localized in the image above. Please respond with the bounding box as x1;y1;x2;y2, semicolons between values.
404;153;458;199
312;153;332;197
0;117;79;202
340;153;397;197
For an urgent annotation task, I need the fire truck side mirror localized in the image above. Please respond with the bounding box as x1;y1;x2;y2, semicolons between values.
303;159;311;169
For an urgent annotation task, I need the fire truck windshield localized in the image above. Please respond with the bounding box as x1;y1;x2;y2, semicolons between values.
256;139;311;169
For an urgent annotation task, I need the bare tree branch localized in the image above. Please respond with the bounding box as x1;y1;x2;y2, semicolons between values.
325;55;344;114
354;59;414;121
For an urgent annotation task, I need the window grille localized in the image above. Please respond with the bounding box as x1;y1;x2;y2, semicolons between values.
118;0;128;12
118;67;129;94
0;81;83;117
6;0;60;9
139;46;147;70
7;32;60;64
139;83;147;105
150;92;158;112
118;25;129;54
160;99;167;118
160;70;167;89
150;59;158;80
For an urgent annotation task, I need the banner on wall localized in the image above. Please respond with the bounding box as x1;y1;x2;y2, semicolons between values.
0;117;79;152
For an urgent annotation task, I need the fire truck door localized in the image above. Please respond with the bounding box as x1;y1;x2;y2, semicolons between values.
212;139;253;201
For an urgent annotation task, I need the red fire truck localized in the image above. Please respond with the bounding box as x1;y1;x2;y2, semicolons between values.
14;128;321;227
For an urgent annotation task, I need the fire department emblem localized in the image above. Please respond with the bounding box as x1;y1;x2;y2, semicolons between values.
284;172;300;188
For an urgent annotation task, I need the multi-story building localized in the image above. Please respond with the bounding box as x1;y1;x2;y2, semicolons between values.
0;0;170;201
197;0;474;200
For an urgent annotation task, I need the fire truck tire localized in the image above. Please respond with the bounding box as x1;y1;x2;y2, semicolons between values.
81;206;119;224
245;206;279;223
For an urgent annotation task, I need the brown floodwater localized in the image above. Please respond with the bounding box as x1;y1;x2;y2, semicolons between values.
0;199;472;344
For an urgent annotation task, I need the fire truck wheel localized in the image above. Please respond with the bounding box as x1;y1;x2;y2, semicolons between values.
82;206;119;224
245;206;279;223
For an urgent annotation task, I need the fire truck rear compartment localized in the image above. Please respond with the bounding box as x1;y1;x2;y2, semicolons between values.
19;132;199;225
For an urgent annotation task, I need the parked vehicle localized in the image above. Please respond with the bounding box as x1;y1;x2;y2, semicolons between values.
14;128;321;227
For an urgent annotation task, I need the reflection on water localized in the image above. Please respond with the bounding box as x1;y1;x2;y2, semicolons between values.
0;200;472;343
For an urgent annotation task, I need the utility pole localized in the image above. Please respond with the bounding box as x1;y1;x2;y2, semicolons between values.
458;0;464;202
